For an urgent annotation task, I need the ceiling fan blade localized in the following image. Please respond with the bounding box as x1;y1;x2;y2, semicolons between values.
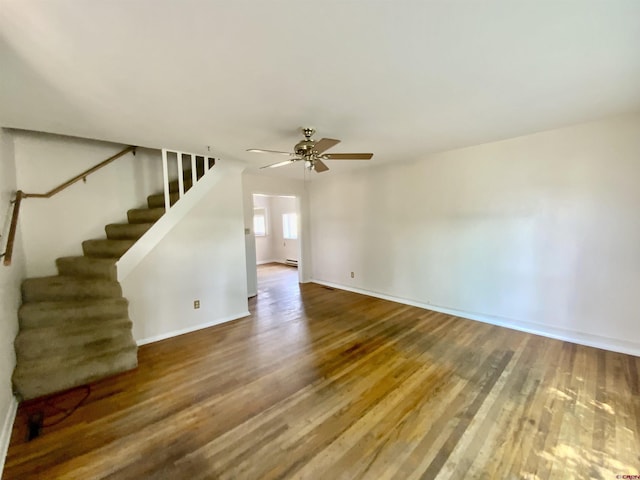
313;159;329;173
247;149;292;155
323;153;374;160
260;159;295;169
313;138;341;154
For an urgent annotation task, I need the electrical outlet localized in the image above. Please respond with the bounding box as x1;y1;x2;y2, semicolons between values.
350;271;355;278
194;300;200;309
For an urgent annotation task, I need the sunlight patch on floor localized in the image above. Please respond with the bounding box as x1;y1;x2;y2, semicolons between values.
537;443;638;478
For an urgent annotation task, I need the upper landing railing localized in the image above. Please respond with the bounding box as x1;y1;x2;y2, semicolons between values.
160;148;216;211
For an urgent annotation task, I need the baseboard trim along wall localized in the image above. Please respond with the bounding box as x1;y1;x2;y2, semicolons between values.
0;396;18;477
312;280;640;358
136;312;251;346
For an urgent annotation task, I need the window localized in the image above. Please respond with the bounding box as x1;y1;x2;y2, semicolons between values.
282;213;298;239
254;207;267;236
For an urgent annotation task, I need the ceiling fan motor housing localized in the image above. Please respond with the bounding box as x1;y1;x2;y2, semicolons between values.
295;139;317;158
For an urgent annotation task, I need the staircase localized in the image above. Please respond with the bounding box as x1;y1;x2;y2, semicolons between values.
13;159;213;400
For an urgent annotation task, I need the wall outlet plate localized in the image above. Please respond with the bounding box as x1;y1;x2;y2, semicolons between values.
194;300;200;309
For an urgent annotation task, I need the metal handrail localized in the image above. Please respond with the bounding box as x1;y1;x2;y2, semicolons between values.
2;190;23;266
1;146;136;266
22;146;136;199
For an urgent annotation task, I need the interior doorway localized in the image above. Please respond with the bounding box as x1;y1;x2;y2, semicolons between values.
251;193;302;286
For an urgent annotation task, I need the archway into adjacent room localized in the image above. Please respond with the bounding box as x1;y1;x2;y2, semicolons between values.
251;193;303;293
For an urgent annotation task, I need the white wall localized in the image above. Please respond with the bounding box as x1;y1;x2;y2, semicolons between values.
310;113;640;355
0;129;24;473
122;162;249;343
253;195;275;264
242;172;311;297
13;131;164;277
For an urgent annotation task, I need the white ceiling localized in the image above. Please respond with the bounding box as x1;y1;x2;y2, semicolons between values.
1;0;640;179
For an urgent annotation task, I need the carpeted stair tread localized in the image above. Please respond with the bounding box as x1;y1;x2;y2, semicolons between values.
56;256;117;280
105;222;154;240
82;239;135;258
127;207;165;224
15;322;133;360
22;276;122;302
14;337;136;376
13;345;138;401
19;298;129;329
147;192;180;209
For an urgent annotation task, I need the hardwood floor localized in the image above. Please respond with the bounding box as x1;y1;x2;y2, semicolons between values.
4;263;640;479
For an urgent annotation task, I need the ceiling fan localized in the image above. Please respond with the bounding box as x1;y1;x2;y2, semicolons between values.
247;127;373;173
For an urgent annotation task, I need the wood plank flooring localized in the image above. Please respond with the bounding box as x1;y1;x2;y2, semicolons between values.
4;263;640;479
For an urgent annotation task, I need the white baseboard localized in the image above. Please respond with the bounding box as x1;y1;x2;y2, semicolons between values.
312;280;640;357
136;311;251;346
257;259;298;266
0;396;18;478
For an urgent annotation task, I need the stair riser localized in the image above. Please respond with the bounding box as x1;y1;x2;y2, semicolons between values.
19;299;129;329
22;282;122;303
105;223;153;240
56;257;117;280
13;346;138;401
82;240;134;258
147;193;179;209
168;179;194;194
15;337;136;372
15;322;133;360
127;208;164;223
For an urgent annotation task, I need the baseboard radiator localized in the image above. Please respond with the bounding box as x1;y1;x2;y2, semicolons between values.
285;259;298;267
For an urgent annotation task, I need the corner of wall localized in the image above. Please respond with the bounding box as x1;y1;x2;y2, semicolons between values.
0;128;25;476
